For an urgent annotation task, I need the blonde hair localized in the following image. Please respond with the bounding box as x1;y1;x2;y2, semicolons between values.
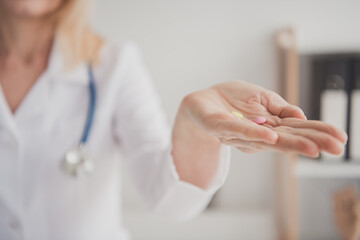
54;0;104;67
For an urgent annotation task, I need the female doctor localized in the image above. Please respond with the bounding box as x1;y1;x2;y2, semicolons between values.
0;0;347;239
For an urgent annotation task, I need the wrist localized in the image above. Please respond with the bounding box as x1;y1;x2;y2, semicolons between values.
173;97;220;146
171;96;223;189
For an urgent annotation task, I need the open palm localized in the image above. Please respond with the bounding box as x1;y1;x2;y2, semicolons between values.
184;81;347;158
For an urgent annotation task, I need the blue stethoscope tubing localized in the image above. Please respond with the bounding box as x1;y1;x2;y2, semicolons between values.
61;64;96;177
81;65;96;144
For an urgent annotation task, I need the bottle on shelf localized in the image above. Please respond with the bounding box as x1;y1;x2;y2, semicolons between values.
313;57;351;161
350;59;360;161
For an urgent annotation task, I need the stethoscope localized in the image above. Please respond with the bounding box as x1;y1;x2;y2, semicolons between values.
61;65;96;178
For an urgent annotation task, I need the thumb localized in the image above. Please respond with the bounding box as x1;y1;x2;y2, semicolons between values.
265;91;307;120
280;105;307;120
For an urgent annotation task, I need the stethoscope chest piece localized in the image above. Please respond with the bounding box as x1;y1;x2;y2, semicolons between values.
61;65;96;178
62;145;94;178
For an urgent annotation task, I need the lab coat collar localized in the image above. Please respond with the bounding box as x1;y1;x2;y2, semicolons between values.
0;84;18;133
0;37;89;131
46;37;89;85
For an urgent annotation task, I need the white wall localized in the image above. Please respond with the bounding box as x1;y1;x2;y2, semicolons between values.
91;0;360;238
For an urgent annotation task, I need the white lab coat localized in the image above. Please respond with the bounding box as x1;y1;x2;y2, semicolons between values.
0;40;230;240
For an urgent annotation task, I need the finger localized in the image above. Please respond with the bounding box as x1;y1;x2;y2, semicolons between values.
219;137;263;153
236;146;262;154
258;131;320;157
283;128;345;156
264;91;307;120
220;138;265;151
280;118;348;144
214;117;279;144
222;133;320;158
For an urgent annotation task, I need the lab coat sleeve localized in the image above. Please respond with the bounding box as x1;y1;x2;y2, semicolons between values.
113;43;231;220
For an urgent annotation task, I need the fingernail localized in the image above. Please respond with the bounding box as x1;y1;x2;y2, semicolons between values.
297;107;307;120
301;110;307;120
341;132;348;144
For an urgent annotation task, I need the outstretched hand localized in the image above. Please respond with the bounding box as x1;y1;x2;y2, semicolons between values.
183;81;347;158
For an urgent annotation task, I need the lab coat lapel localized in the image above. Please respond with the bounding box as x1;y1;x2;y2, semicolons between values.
0;87;16;132
13;39;88;124
0;40;61;128
47;37;88;85
12;40;60;124
0;78;22;220
12;72;50;126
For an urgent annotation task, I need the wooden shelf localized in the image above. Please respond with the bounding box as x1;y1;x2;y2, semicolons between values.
296;158;360;178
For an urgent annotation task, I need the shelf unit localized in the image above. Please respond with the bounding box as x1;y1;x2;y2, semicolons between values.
274;28;299;240
296;158;360;178
275;28;360;240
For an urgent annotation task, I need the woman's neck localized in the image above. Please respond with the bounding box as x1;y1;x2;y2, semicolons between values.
0;13;55;63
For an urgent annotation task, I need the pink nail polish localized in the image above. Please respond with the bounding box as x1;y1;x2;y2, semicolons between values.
253;117;266;125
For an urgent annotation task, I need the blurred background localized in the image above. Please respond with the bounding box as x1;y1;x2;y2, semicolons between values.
91;1;360;239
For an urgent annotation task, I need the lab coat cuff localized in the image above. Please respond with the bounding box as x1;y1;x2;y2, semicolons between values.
171;144;230;193
152;144;231;219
